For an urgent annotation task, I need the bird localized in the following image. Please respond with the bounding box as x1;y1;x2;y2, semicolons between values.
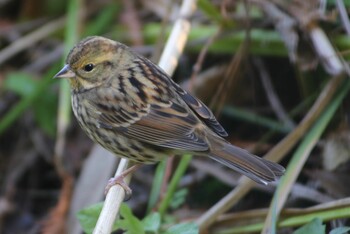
54;36;284;196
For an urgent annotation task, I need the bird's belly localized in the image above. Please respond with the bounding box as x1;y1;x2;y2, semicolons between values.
87;127;166;163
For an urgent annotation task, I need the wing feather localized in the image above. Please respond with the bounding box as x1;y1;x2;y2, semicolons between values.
88;94;209;152
180;91;228;137
137;55;228;137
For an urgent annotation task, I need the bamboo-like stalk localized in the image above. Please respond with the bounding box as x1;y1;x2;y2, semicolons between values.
93;1;197;233
93;158;130;234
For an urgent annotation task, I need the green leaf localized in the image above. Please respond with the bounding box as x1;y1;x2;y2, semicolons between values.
330;227;350;234
83;3;120;36
33;88;57;136
142;212;161;233
147;160;166;213
4;72;37;97
293;218;325;234
198;0;221;20
116;204;145;234
77;203;104;234
170;188;187;210
0;64;57;135
3;71;57;136
163;222;199;234
158;154;192;217
198;0;230;26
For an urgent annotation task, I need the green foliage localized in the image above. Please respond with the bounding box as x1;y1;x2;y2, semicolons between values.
78;203;198;234
169;188;187;210
83;3;121;37
44;0;67;16
326;0;350;7
158;155;192;217
3;72;57;136
198;0;229;26
116;204;145;234
142;24;289;56
293;218;325;234
32;90;57;136
163;222;198;234
142;212;161;233
77;203;107;234
329;227;350;234
142;23;350;58
4;73;37;96
147;160;166;213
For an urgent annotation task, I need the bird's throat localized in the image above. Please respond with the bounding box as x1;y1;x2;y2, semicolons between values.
69;77;103;94
68;78;83;91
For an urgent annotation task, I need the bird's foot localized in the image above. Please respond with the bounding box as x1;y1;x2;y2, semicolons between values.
104;164;141;201
105;176;132;201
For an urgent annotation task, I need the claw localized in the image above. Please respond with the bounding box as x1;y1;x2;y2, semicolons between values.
105;176;133;201
104;164;141;201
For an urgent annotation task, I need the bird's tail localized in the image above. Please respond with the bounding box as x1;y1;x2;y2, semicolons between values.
209;141;285;185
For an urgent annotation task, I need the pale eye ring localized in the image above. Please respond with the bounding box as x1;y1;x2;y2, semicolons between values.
84;63;94;72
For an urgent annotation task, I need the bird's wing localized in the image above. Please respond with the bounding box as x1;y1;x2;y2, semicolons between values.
88;96;209;151
138;55;228;137
122;102;210;151
171;83;228;137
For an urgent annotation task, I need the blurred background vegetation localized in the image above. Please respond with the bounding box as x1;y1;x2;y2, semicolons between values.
1;0;350;233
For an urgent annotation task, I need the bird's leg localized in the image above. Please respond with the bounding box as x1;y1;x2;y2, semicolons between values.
105;164;142;200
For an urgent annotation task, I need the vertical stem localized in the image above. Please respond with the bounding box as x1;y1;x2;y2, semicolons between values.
55;0;82;175
158;154;192;217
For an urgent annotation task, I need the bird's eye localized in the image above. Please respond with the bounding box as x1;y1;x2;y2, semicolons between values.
84;63;94;72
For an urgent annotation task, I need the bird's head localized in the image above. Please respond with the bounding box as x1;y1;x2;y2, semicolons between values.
54;36;127;92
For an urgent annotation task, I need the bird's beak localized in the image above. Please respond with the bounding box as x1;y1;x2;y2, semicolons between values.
54;64;76;79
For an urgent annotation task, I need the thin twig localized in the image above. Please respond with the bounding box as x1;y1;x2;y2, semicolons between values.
254;58;295;129
159;157;174;201
121;0;143;46
189;27;221;91
336;0;350;35
309;27;344;76
251;0;298;62
0;17;66;65
23;45;64;73
0;17;48;39
209;43;246;115
209;2;251;116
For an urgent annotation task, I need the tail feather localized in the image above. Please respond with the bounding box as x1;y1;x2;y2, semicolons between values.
260;158;285;177
209;142;285;185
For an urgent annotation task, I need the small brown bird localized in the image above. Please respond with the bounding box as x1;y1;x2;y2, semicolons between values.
55;36;284;194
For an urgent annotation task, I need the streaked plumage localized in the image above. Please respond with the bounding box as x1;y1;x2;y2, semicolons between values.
55;36;284;185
